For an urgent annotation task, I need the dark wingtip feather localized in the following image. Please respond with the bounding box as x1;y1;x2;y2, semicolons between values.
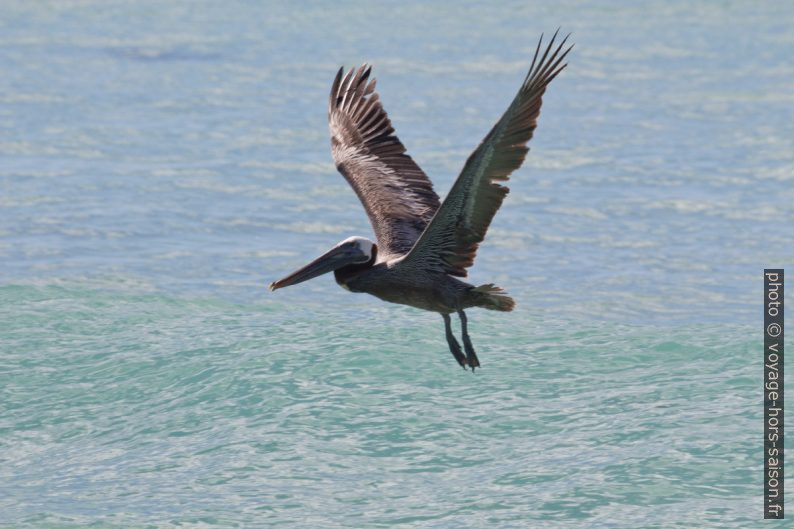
523;30;573;91
329;66;345;111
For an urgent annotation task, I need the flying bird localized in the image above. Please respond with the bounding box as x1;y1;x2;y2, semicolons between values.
270;31;572;370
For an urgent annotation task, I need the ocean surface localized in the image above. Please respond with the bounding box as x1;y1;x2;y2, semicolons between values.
1;1;792;527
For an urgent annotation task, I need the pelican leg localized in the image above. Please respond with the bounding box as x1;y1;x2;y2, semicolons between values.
443;313;467;369
458;310;481;370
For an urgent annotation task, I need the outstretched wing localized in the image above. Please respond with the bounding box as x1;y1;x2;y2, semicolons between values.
398;31;572;277
329;65;440;258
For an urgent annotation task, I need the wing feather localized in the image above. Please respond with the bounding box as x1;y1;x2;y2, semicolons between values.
329;65;440;257
398;31;572;276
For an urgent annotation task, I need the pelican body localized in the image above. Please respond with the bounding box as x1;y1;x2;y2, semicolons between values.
271;32;572;370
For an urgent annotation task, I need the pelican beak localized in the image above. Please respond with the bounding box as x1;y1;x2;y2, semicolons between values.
269;243;366;291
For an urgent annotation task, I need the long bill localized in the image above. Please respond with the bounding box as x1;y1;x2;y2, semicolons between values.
269;244;366;291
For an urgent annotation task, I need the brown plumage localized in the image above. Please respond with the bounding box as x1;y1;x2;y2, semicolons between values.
402;32;571;276
329;65;440;258
270;31;572;370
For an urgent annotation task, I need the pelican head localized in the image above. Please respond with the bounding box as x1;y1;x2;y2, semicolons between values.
269;236;376;291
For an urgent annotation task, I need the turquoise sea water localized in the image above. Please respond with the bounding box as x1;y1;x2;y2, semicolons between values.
1;1;792;527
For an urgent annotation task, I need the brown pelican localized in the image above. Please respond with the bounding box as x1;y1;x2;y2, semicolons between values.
270;31;571;370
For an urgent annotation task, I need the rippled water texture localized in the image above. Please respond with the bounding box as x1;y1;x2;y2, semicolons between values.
1;1;792;528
